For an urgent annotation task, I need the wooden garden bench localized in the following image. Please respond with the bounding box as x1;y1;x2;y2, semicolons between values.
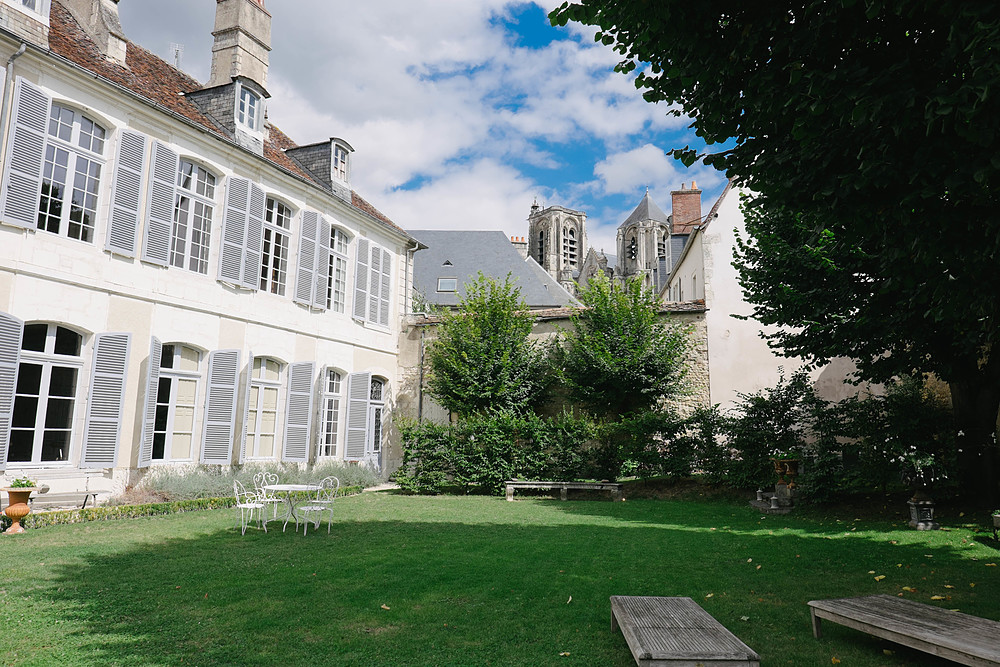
808;594;1000;666
504;480;623;501
610;596;760;666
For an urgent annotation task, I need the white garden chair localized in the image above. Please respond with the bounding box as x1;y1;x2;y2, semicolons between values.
234;480;266;535
296;477;339;535
253;471;283;522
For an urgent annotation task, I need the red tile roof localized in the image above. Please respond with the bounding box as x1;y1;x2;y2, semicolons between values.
47;1;405;236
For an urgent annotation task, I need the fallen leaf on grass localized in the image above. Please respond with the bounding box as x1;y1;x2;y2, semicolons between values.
986;563;997;567
831;658;841;664
756;565;762;570
883;649;895;656
559;652;570;657
874;575;886;581
740;616;750;621
901;587;916;592
705;593;714;599
944;585;954;589
381;604;390;610
868;570;876;574
930;595;946;600
567;596;572;604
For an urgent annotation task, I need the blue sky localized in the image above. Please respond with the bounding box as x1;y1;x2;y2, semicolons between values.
118;1;727;254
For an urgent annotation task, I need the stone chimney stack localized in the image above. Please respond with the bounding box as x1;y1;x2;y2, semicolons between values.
62;0;128;66
209;0;271;89
670;180;703;235
511;235;528;260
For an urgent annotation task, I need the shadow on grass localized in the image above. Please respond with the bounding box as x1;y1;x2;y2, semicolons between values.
17;497;998;667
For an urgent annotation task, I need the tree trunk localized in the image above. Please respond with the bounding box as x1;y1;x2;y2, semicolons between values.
949;375;1000;506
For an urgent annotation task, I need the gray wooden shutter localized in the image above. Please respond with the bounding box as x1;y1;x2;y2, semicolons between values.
293;210;318;306
1;77;49;230
141;142;178;266
379;247;392;327
243;183;265;289
344;371;370;461
353;238;370;320
368;243;382;322
312;215;331;310
105;130;147;257
238;353;253;463
218;177;249;285
282;361;314;462
201;349;241;465
0;312;24;472
81;333;131;468
137;336;162;468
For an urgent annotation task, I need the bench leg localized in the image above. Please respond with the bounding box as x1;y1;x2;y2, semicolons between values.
560;487;568;501
811;609;823;639
611;607;619;632
506;486;514;501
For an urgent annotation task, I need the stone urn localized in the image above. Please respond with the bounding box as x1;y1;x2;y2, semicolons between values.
2;487;35;534
992;513;1000;540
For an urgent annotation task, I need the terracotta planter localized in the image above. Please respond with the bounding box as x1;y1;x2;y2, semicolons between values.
3;488;35;534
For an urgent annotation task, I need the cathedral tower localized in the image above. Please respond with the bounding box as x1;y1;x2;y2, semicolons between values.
527;200;587;294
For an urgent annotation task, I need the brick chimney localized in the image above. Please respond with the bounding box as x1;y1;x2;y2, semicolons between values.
670;181;702;235
209;0;271;89
511;235;528;259
62;0;128;66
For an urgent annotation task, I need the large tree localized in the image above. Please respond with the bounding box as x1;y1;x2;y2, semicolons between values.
550;1;1000;500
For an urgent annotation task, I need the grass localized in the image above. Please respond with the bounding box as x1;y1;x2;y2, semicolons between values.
0;492;998;666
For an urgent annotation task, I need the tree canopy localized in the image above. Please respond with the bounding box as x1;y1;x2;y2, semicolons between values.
549;1;1000;499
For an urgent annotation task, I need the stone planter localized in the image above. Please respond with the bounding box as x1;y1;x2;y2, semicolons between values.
2;488;35;534
906;487;938;531
992;514;999;540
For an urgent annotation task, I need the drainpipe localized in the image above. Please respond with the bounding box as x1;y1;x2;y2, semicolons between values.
417;325;425;421
0;43;28;166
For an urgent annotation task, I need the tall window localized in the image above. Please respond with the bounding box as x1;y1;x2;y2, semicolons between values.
538;230;546;268
368;377;385;458
327;228;349;312
37;105;105;242
246;357;281;460
562;227;577;266
171;160;215;274
333;144;349;182
318;369;342;458
151;344;200;463
237;86;260;130
9;324;82;464
261;198;291;295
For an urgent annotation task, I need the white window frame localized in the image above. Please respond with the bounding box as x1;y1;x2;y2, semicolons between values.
437;278;457;292
327;227;349;313
332;143;350;183
236;83;261;132
3;0;50;22
150;344;201;464
171;159;216;274
9;324;83;467
261;197;292;295
245;357;282;461
317;368;343;459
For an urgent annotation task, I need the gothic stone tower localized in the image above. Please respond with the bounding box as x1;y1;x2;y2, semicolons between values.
615;190;671;290
527;200;587;294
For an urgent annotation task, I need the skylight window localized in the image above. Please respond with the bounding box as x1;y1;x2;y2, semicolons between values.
437;278;458;292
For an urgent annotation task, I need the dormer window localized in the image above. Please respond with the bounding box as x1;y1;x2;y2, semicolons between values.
237;85;261;131
9;0;48;16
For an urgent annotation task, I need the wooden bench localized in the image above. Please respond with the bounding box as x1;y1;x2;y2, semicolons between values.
504;480;622;502
610;596;760;666
808;594;1000;666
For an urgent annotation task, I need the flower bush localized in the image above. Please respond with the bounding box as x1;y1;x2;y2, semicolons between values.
8;476;35;488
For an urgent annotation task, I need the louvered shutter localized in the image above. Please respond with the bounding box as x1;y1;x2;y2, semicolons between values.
218;177;249;285
238;353;254;463
312;215;331;310
282;361;314;462
1;78;49;229
141;142;178;266
137;336;162;468
201;349;241;465
0;312;24;472
293;210;318;306
368;244;381;322
344;371;370;461
105;131;147;257
353;238;370;320
379;247;392;327
242;183;265;289
80;333;131;468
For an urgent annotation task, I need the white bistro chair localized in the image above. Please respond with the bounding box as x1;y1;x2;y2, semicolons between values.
253;471;283;523
234;480;266;535
296;476;339;535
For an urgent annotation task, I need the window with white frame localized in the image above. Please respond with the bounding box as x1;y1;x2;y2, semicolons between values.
9;323;82;464
245;357;281;460
237;85;260;131
318;369;342;458
171;160;216;274
368;377;385;456
333;144;349;182
5;0;50;18
37;104;106;243
261;198;291;295
151;344;200;463
327;228;349;312
437;278;457;292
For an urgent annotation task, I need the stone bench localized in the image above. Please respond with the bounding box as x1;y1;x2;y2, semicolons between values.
809;594;1000;666
504;480;622;502
29;491;101;510
611;596;760;666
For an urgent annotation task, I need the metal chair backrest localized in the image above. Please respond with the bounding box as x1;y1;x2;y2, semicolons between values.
234;480;256;504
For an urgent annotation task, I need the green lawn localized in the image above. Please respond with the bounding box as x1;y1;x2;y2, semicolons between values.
0;492;997;666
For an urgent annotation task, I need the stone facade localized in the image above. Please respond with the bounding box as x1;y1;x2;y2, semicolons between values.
0;1;49;48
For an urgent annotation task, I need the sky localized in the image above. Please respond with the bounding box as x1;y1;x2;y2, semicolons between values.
117;1;727;255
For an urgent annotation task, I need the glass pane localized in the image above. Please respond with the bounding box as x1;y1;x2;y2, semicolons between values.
11;396;38;428
171;433;192;460
41;429;71;461
15;363;42;394
178;346;200;371
262;386;278;410
54;326;81;356
176;378;197;404
161;345;175;369
48;366;78;397
7;429;33;462
152;432;166;460
174;405;194;432
21;324;47;352
370;379;383;402
154;403;169;432
44;397;74;429
258;434;274;458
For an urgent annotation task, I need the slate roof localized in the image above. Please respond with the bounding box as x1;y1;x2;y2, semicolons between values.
618;191;669;229
409;230;578;310
46;1;404;236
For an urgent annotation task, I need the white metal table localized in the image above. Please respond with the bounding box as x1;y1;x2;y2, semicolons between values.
263;484;320;532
